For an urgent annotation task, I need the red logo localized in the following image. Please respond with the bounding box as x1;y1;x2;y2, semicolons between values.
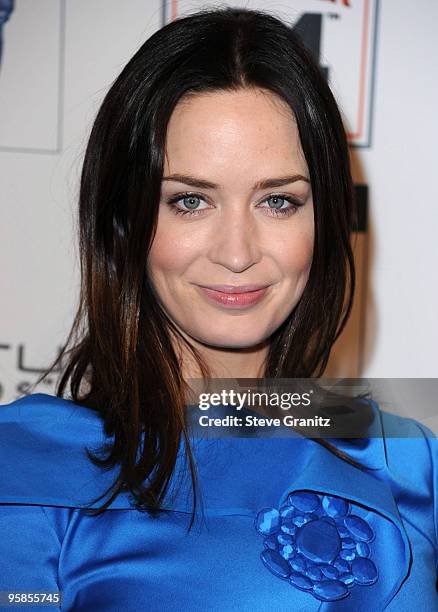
321;0;351;6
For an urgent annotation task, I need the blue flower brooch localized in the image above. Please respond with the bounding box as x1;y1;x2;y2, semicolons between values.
255;491;378;602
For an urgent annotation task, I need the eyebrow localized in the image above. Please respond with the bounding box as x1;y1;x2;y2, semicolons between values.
162;173;310;190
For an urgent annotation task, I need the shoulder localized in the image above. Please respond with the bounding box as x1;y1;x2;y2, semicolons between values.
0;392;102;428
0;392;105;456
376;401;438;477
339;397;438;469
329;397;437;470
330;399;438;531
369;400;438;551
0;393;129;508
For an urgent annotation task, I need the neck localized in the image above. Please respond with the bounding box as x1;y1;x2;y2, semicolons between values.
172;330;270;380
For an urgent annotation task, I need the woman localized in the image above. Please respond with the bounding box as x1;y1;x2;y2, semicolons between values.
0;7;437;610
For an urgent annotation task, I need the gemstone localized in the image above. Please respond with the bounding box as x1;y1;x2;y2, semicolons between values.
264;535;278;550
341;537;356;549
338;572;355;586
356;542;370;557
306;563;323;581
255;508;281;536
260;549;291;579
280;521;296;536
296;519;342;563
287;491;321;513
337;525;350;538
334;558;350;573
279;505;295;520
320;564;339;580
293;515;310;527
313;580;349;602
339;548;356;562
279;543;295;560
322;495;350;518
277;533;294;546
290;554;307;573
255;493;379;603
344;515;374;542
351;558;378;585
313;505;326;518
289;572;313;590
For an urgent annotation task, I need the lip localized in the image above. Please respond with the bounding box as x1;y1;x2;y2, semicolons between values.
196;284;271;309
198;284;270;293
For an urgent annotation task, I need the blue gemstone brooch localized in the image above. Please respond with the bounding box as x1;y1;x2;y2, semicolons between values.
254;491;378;602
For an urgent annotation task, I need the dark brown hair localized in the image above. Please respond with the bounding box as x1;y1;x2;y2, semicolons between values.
38;7;361;526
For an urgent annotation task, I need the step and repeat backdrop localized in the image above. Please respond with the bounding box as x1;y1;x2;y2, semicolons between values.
1;0;437;403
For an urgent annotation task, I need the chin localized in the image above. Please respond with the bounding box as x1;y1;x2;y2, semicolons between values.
193;329;269;350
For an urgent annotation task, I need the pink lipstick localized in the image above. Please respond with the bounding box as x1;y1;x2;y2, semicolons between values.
197;284;270;309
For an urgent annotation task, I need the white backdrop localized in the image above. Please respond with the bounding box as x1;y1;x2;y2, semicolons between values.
1;0;437;403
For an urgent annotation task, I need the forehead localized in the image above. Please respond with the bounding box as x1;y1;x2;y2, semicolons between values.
163;87;308;179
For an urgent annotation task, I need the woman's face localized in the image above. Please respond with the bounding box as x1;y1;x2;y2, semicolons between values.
147;87;314;350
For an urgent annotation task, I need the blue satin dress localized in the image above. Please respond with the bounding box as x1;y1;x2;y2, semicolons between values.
0;393;437;611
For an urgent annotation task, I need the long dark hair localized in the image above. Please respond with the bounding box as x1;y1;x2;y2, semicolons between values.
38;7;360;524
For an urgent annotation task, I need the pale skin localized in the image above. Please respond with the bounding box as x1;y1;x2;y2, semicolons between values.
147;87;315;379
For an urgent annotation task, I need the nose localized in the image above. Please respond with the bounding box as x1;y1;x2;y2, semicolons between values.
207;205;262;273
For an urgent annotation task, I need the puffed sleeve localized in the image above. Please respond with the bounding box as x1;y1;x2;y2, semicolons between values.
383;414;438;575
0;504;64;610
0;393;113;611
413;420;438;573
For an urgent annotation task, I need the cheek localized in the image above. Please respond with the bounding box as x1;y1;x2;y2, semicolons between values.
147;223;199;277
278;226;315;278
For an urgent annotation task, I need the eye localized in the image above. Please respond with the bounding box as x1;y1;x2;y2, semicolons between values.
258;194;303;217
165;191;304;218
166;192;210;216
